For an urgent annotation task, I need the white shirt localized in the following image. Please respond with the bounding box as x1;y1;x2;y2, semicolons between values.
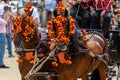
45;0;57;12
0;18;7;33
0;3;13;15
31;6;40;23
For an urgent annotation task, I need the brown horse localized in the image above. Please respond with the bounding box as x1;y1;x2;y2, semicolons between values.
13;2;109;80
29;3;108;79
12;6;41;80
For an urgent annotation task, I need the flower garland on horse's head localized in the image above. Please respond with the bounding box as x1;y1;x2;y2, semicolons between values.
47;1;76;44
11;2;35;42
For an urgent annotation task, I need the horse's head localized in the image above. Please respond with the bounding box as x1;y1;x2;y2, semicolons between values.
11;2;40;49
47;2;76;53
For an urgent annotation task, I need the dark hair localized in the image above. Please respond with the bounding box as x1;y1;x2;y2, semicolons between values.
4;0;10;3
4;6;9;11
4;0;7;3
53;8;68;17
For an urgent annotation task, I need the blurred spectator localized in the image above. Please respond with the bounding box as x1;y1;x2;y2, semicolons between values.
0;0;2;3
4;6;14;57
89;0;112;39
0;7;10;68
39;0;47;27
45;0;57;20
17;0;25;15
31;2;40;27
0;0;14;15
111;12;120;30
67;0;90;29
62;0;67;8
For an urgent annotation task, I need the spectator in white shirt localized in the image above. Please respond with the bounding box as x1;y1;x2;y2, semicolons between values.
31;2;40;27
0;0;13;15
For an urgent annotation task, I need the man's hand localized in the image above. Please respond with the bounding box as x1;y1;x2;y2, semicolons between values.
90;10;96;16
77;0;82;3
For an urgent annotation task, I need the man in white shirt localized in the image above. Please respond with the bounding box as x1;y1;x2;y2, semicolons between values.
31;2;40;27
0;0;13;15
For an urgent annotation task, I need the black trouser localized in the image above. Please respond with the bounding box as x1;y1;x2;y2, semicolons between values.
69;30;83;53
90;10;111;38
69;5;90;29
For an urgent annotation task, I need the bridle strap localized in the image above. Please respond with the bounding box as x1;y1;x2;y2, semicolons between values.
21;40;40;47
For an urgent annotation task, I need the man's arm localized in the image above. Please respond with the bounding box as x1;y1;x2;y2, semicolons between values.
101;0;112;17
0;17;7;26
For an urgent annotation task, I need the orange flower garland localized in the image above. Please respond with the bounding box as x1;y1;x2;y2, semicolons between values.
81;30;90;42
24;2;32;13
11;2;35;42
11;16;22;33
47;2;75;44
48;2;75;66
16;56;23;63
57;1;65;14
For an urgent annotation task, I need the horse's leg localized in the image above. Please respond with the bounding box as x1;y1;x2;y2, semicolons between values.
21;77;25;80
91;69;100;80
98;62;106;80
18;59;33;80
81;75;89;80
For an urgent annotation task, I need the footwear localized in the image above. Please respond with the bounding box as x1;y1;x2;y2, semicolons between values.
0;65;9;68
8;55;15;58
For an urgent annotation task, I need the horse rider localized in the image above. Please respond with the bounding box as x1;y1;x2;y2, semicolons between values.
67;0;90;29
89;0;112;39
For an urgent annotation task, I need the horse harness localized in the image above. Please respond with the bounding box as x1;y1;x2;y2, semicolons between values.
16;34;109;80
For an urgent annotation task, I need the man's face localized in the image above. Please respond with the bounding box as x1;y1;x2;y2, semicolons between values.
6;0;10;4
68;0;78;5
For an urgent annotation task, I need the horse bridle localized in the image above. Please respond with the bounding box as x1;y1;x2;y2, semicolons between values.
16;40;40;53
55;42;69;53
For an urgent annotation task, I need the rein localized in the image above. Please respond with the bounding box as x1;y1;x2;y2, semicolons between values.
25;48;56;80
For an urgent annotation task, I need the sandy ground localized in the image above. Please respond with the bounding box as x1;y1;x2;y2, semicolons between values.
0;44;21;80
0;42;118;80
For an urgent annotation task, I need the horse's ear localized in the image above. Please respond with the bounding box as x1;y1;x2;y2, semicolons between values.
64;9;68;17
53;9;58;17
27;8;34;16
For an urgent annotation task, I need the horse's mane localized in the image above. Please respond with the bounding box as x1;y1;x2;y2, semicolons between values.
11;2;41;50
87;31;107;42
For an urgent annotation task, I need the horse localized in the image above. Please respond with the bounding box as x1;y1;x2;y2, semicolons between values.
12;2;58;80
11;2;44;80
40;5;109;80
13;2;109;80
31;2;109;80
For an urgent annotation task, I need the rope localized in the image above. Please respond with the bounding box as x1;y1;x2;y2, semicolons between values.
25;57;46;80
33;48;56;73
25;48;56;80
